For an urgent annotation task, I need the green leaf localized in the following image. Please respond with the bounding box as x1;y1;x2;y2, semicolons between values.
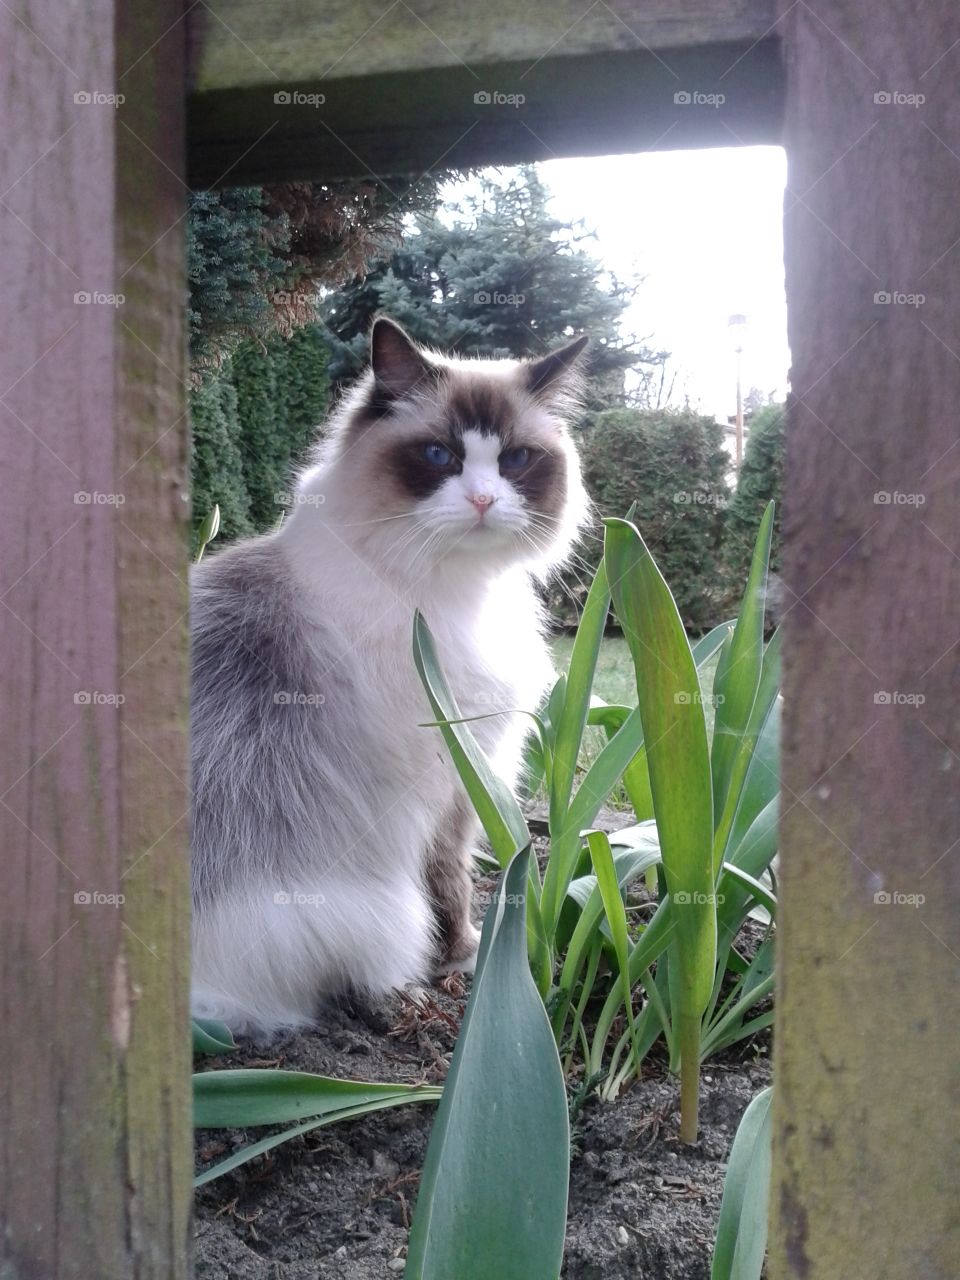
604;518;716;1142
589;892;676;1066
541;705;646;937
724;640;781;858
701;973;774;1058
194;502;221;563
720;797;778;920
413;611;529;868
584;830;638;1059
542;672;569;749
719;864;777;919
194;1069;440;1129
192;1017;237;1054
711;1087;773;1280
713;631;781;876
692;620;736;668
604;520;715;1014
550;561;610;827
587;701;631;735
195;1092;438;1188
562;707;645;839
563;841;661;917
710;503;774;824
405;849;569;1280
553;834;662;1043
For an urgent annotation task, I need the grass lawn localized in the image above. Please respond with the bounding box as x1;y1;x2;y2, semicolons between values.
549;633;637;707
550;632;722;721
547;631;724;811
548;632;724;810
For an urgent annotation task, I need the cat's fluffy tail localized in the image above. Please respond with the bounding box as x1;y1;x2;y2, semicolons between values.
191;873;436;1037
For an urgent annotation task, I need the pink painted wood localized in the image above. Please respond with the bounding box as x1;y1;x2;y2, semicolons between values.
0;2;191;1275
774;1;960;1274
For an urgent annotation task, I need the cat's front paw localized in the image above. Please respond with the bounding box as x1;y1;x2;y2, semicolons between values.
435;922;481;976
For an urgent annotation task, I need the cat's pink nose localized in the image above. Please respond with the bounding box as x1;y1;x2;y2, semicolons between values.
468;493;495;515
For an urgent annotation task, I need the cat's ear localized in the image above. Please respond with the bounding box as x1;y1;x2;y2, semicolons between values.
525;334;589;402
370;317;436;400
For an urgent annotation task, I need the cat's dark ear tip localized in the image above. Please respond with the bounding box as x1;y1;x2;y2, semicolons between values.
370;314;411;346
526;332;591;397
369;315;437;398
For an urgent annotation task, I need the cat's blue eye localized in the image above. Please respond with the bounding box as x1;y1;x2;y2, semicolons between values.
500;446;531;471
423;442;454;467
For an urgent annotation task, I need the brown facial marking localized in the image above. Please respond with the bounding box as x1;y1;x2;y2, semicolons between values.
385;435;462;500
503;447;565;516
446;380;515;440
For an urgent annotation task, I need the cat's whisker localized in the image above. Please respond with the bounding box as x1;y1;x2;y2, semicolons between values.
382;521;435;572
340;512;419;527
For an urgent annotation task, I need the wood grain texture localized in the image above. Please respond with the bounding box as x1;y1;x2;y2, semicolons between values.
0;2;191;1276
773;2;960;1276
186;1;783;186
190;0;781;90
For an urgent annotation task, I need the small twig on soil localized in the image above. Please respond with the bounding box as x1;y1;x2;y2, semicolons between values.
437;971;466;999
215;1197;263;1225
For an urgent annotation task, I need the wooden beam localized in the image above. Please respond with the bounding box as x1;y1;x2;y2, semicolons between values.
186;1;783;186
773;2;960;1276
0;2;192;1276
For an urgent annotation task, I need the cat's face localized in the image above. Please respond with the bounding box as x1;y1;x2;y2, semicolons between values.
324;318;589;572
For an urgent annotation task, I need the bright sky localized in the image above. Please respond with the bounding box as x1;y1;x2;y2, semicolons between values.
540;146;790;420
442;146;790;423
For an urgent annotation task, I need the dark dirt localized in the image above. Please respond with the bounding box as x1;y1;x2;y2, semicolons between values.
194;833;772;1280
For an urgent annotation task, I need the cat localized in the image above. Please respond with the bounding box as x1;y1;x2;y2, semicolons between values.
190;316;589;1035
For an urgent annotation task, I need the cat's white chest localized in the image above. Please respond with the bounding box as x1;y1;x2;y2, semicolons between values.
427;578;553;785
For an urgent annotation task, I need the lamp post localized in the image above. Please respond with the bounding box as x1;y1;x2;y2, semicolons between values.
728;313;748;470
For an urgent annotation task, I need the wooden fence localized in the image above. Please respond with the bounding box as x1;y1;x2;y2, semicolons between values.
1;1;956;1275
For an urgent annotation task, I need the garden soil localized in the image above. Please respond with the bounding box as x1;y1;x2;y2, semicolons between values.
194;836;772;1280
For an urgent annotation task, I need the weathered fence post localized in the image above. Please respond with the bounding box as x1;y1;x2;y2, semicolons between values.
0;3;191;1276
774;3;959;1275
4;0;957;1273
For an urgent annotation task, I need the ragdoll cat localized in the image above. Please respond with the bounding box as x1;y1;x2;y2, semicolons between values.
190;316;589;1035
